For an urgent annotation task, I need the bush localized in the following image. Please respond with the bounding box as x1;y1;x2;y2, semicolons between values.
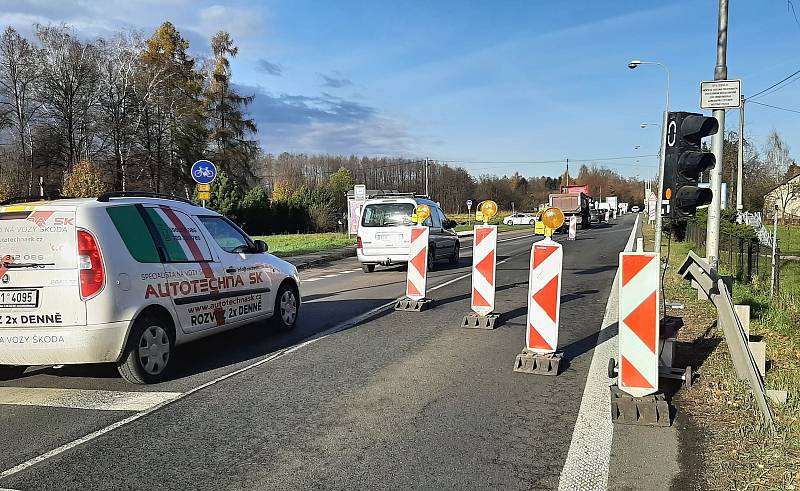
62;160;106;197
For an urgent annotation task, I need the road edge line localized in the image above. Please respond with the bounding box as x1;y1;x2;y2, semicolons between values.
557;214;640;490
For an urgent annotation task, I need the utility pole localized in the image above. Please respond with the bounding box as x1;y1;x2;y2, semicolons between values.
564;158;569;187
706;0;729;267
736;95;745;212
424;157;429;197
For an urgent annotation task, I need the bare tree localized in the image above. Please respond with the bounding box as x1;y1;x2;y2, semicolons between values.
34;24;101;172
764;129;799;222
0;27;40;193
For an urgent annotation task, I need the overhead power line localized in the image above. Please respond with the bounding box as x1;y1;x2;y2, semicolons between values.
749;100;800;114
749;68;800;100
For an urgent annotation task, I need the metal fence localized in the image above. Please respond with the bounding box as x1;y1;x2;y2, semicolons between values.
684;223;776;286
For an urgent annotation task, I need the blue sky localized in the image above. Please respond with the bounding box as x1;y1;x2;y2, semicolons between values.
3;0;800;179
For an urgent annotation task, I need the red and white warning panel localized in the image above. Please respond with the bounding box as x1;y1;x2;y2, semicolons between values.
471;225;497;315
618;252;660;397
568;215;577;240
526;237;563;354
405;225;429;301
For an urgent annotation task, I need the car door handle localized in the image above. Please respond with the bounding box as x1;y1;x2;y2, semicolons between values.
226;267;237;274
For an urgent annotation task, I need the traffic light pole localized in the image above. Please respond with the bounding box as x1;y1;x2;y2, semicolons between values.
706;0;729;268
654;108;668;256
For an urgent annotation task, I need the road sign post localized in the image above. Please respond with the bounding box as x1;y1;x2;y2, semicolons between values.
191;160;217;208
466;199;473;227
514;207;565;376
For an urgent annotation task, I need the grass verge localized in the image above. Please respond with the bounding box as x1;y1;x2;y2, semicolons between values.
255;232;355;257
449;211;524;233
645;222;800;489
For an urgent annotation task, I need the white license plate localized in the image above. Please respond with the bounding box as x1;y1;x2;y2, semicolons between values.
377;234;402;245
0;289;39;308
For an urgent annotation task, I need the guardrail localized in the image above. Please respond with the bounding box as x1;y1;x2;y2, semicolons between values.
677;251;775;432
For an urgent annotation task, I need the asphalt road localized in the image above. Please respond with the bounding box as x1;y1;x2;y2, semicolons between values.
0;217;641;490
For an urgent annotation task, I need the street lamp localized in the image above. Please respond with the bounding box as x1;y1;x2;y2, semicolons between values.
640;122;661;129
628;59;670;257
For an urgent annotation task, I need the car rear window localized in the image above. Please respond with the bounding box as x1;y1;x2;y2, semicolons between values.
361;203;416;227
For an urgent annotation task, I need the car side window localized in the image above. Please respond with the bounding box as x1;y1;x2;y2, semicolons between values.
144;207;213;263
198;216;254;254
430;207;442;228
437;208;449;228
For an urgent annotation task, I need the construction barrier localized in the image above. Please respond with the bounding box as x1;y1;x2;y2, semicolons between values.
471;225;497;315
568;215;577;240
527;238;563;353
618;252;660;397
405;225;429;300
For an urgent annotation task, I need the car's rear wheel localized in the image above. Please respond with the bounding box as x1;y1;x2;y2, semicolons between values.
449;242;460;264
272;282;300;330
362;263;375;273
0;365;27;381
117;313;174;384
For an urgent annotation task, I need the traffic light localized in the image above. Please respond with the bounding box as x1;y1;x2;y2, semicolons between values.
663;111;719;218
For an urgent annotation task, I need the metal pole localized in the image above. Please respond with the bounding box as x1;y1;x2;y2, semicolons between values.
424;157;429;197
771;206;778;296
736;95;745;212
706;0;729;268
654;107;668;255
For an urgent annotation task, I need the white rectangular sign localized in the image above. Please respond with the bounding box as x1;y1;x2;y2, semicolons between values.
700;80;741;109
354;184;367;203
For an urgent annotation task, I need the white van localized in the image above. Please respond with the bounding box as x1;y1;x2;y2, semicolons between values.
357;195;459;273
0;193;300;384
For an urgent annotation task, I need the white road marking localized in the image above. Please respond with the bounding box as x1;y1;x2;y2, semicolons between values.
0;231;539;481
302;277;322;283
0;387;181;412
320;274;339;278
558;215;639;490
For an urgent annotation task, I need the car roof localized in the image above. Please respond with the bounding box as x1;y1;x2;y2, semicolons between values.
364;196;439;207
3;197;217;215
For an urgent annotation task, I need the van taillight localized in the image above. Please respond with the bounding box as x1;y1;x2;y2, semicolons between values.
77;229;104;299
357;236;363;249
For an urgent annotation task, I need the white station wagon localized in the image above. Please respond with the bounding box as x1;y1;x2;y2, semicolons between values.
0;193;300;384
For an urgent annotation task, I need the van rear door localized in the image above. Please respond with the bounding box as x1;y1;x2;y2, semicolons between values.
0;204;85;328
359;201;416;256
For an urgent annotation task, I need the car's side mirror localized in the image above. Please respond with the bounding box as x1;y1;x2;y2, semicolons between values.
254;239;268;253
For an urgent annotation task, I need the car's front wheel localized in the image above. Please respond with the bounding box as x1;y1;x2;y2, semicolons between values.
117;313;174;384
427;246;436;272
272;282;300;330
449;242;460;264
0;365;27;381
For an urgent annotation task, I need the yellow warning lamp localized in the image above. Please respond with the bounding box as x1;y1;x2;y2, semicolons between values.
665;188;673;200
479;200;498;224
540;207;565;237
415;204;431;225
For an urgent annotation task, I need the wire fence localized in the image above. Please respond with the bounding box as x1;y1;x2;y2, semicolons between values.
685;223;777;287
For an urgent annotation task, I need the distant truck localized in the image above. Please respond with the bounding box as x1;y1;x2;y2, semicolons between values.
549;192;591;230
606;196;618;216
619;202;629;214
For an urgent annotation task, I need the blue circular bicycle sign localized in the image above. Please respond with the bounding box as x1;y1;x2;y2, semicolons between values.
191;160;217;184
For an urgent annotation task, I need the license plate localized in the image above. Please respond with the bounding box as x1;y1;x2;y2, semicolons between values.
377;233;402;245
0;289;39;308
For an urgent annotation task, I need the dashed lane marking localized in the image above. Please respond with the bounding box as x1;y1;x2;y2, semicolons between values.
0;387;182;412
558;215;639;490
